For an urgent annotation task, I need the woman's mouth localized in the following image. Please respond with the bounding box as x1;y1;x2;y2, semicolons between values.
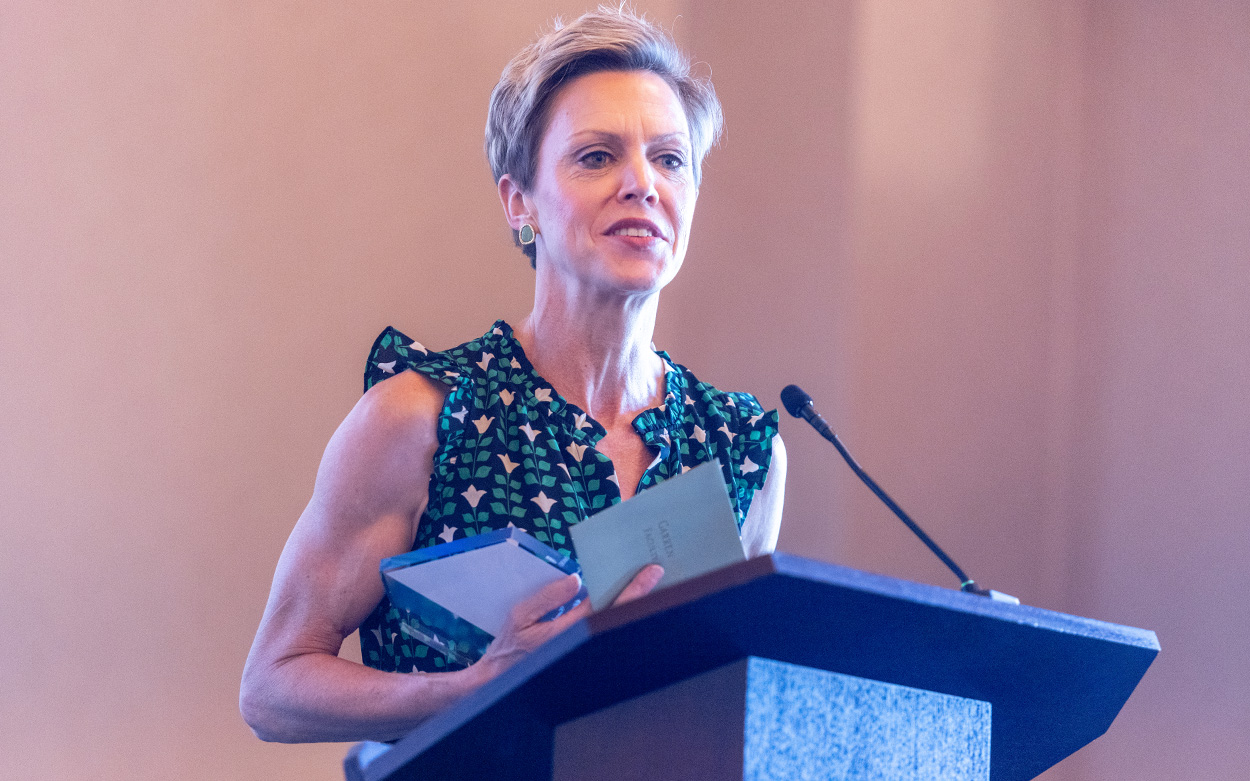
604;219;667;242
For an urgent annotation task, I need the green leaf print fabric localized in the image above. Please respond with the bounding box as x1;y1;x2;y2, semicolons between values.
358;321;779;673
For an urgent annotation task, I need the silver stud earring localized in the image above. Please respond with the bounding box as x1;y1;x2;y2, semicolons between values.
519;223;536;245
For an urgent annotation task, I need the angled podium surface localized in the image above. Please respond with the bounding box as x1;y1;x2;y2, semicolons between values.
345;553;1158;781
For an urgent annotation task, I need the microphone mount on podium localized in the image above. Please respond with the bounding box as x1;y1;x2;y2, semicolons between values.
780;384;1019;605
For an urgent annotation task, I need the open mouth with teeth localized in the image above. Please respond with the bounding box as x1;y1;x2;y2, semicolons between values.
605;220;667;244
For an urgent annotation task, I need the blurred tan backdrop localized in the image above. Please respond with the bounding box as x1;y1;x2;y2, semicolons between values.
2;1;1247;779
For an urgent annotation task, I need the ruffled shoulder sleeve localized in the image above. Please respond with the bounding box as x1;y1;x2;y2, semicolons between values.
683;375;780;522
363;326;464;393
718;389;780;487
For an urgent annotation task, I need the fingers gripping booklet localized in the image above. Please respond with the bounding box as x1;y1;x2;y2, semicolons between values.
379;460;746;665
379;528;580;666
568;459;747;607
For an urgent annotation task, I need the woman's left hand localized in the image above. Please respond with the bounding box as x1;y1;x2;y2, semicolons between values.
606;563;665;607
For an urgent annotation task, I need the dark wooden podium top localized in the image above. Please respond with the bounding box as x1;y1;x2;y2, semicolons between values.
351;553;1159;781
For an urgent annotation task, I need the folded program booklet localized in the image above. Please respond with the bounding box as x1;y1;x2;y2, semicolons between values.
569;459;746;609
379;460;745;665
380;527;580;666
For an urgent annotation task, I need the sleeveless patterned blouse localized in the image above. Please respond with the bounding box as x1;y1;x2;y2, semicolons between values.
359;321;779;673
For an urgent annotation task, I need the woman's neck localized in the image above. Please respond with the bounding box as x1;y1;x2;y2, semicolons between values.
515;289;665;429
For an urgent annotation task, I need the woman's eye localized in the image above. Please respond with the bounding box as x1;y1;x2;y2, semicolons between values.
580;150;612;168
658;153;686;170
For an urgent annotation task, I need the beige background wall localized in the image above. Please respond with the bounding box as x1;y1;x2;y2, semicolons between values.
2;2;1247;779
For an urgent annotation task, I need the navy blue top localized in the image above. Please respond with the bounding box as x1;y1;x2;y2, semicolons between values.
359;321;779;672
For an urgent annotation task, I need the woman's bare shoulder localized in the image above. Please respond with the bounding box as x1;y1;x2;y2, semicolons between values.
355;367;450;430
308;369;450;528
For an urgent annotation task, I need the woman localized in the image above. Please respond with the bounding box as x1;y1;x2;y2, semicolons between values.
240;7;786;743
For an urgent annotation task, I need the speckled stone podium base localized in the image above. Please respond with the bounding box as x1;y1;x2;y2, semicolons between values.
553;657;990;781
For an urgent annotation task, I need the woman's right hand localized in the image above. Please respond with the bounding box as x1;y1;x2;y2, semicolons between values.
473;573;589;679
472;564;665;682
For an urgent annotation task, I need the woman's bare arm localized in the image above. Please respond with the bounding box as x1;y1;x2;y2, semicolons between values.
239;370;663;743
740;434;787;557
240;370;480;742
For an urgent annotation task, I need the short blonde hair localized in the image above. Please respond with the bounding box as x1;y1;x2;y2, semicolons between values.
486;6;724;264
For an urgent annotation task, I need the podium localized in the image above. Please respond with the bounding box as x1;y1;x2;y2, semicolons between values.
344;554;1158;781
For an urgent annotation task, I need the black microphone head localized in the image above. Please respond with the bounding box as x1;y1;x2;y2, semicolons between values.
780;385;814;418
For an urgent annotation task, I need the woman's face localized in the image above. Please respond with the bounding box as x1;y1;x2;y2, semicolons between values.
523;69;698;297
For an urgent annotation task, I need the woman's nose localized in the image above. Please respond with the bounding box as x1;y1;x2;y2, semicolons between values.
617;154;658;204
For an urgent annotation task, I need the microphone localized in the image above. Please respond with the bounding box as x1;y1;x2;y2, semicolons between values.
780;384;1019;604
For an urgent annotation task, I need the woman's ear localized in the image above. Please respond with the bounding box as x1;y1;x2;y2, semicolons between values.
497;174;535;231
